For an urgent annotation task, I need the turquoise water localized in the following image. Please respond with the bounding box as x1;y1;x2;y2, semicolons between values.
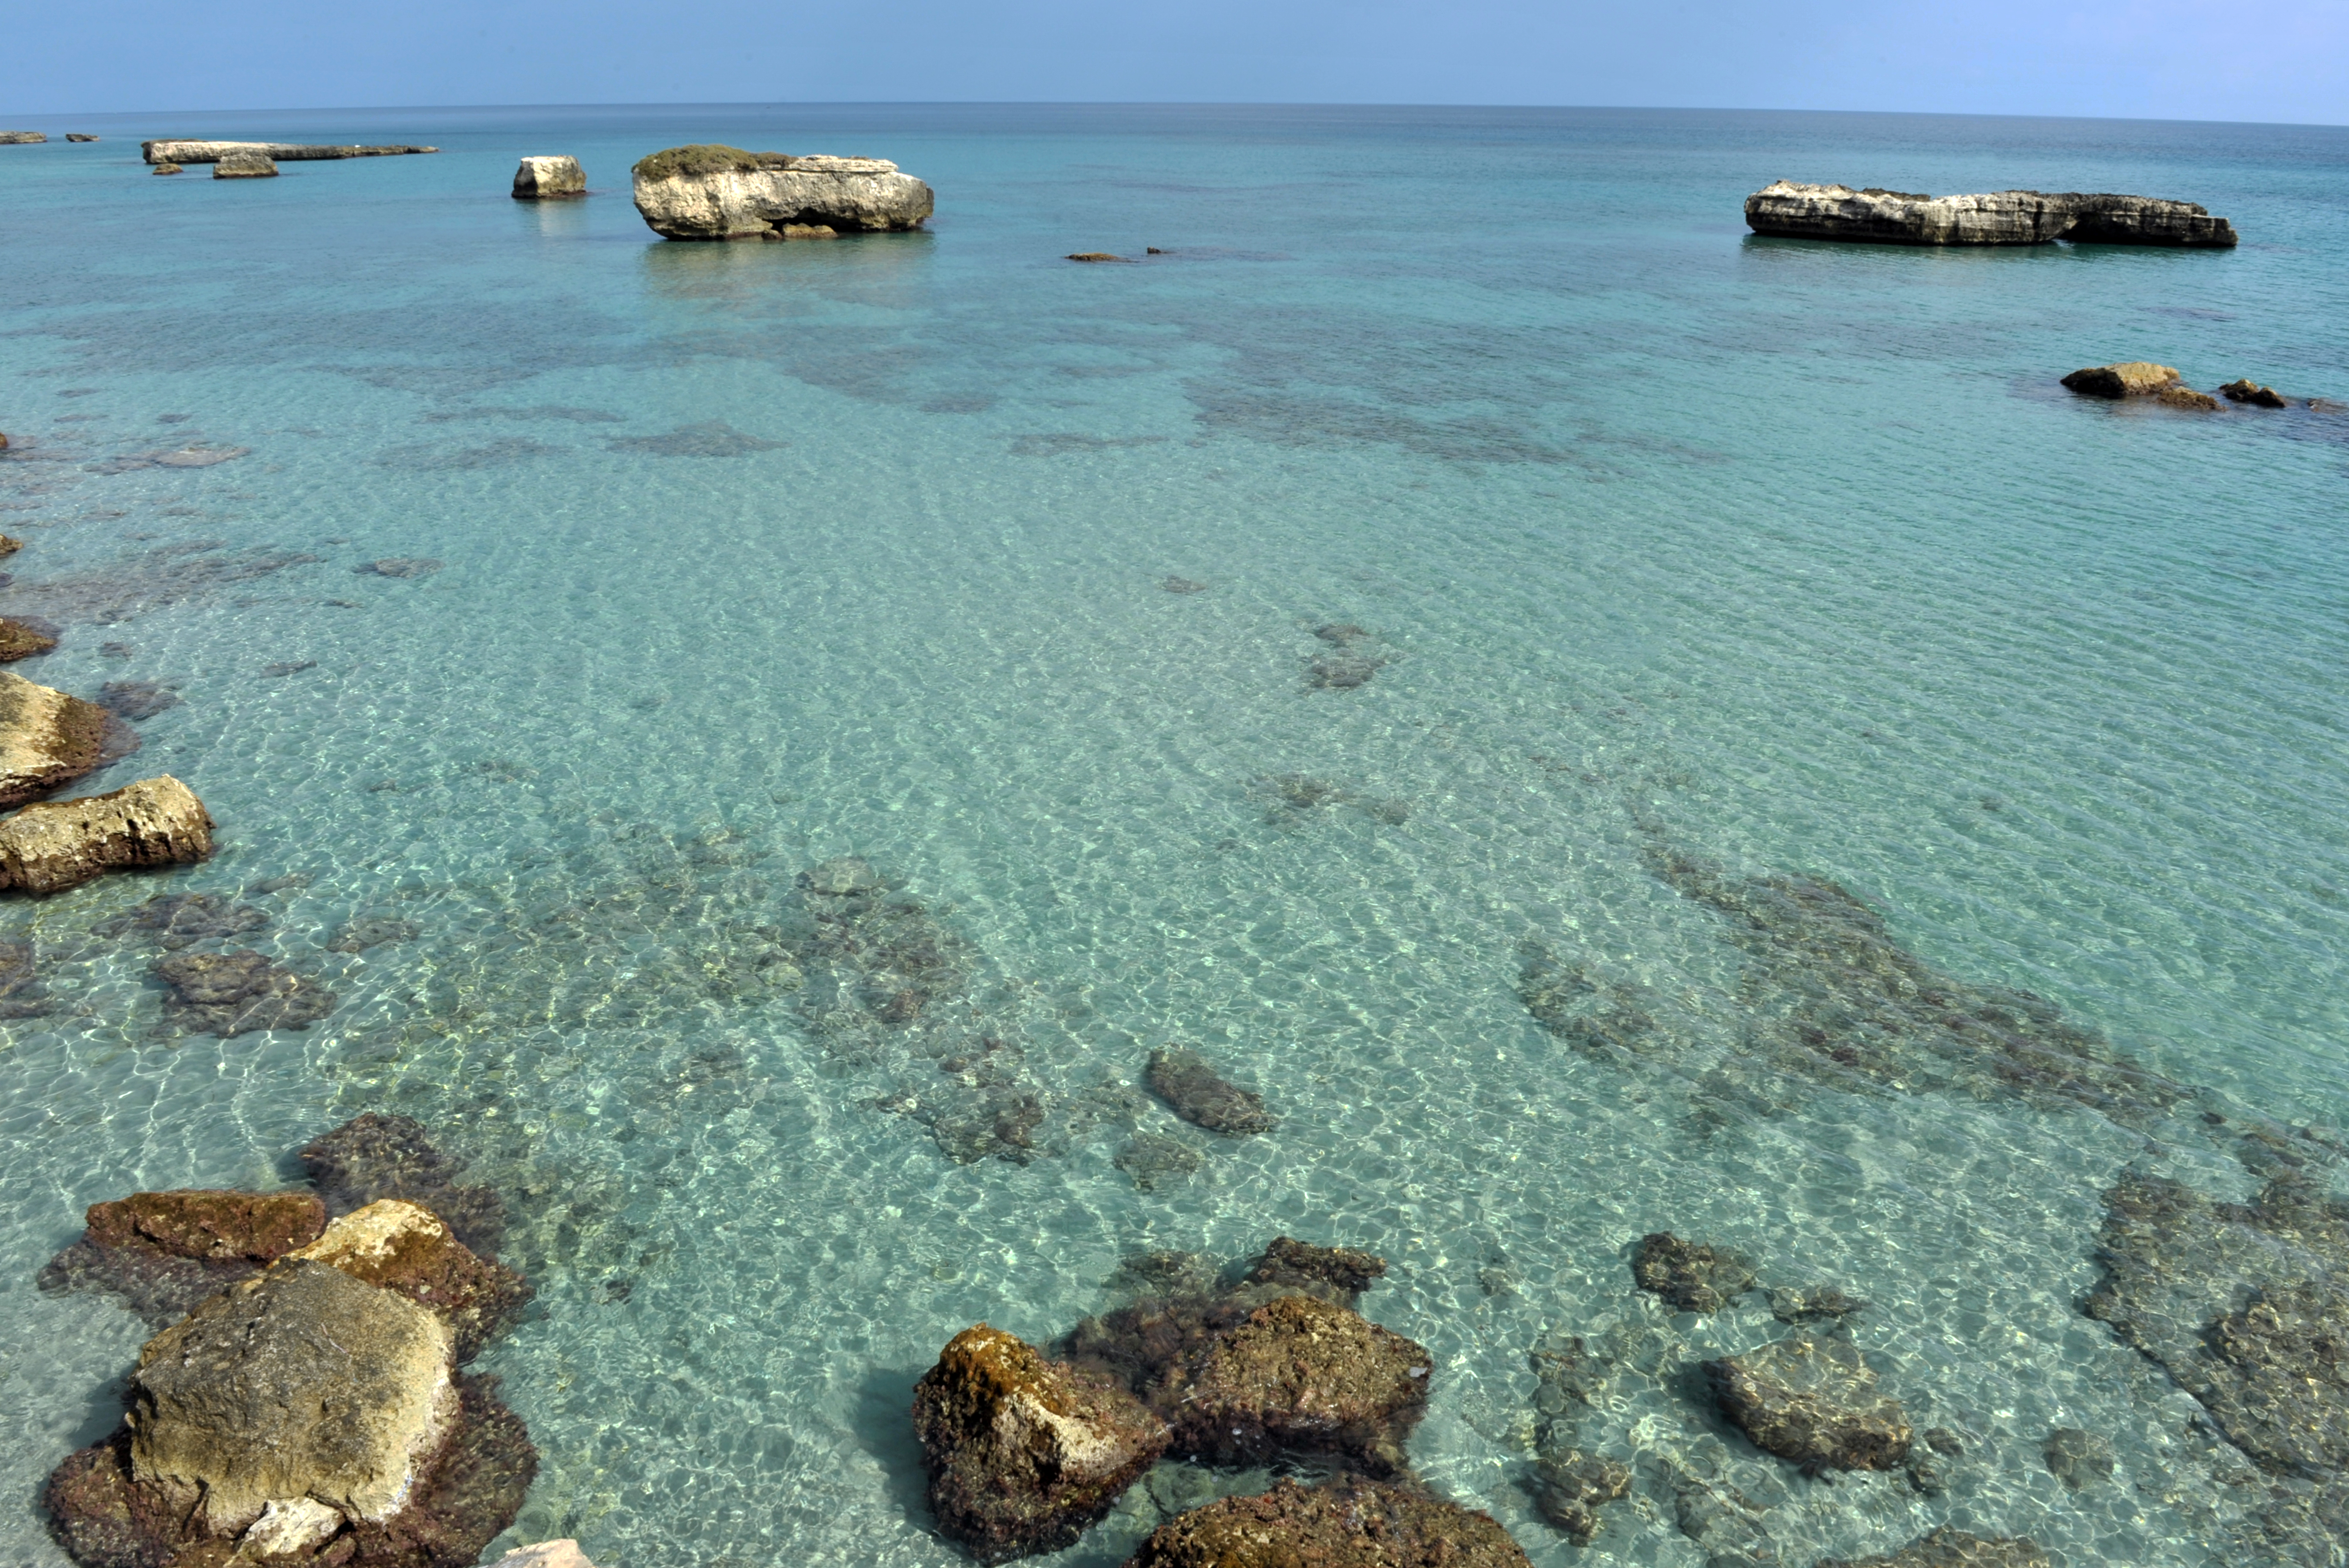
1;104;2345;1567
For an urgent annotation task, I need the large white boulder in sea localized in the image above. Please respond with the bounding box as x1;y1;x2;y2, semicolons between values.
512;155;585;199
1744;181;2238;246
630;144;933;239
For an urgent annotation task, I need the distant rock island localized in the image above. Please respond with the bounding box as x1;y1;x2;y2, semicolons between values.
1745;181;2237;246
140;140;438;165
630;145;933;240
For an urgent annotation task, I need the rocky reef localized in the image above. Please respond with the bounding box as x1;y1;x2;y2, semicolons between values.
1124;1477;1532;1568
1744;181;2238;245
141;139;439;163
154;947;335;1036
40;1188;328;1325
629;144;933;240
0;775;214;894
1145;1045;1276;1135
512;155;585;199
913;1324;1169;1562
1705;1333;1913;1474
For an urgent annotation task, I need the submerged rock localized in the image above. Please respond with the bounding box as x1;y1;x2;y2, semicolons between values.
0;935;51;1017
630;145;932;240
1633;1232;1755;1314
1706;1333;1911;1473
1817;1528;2052;1568
490;1543;600;1568
1160;577;1208;594
1169;1293;1432;1474
154;947;333;1035
1530;1450;1632;1545
0;776;214;895
1744;181;2238;246
286;1199;531;1362
1768;1284;1868;1323
356;557;443;578
2219;378;2291;409
1308;652;1384;689
39;1188;327;1325
95;890;266;948
2061;362;2220;409
94;680;180;720
1125;1477;1532;1568
213;150;279;179
297;1113;508;1258
511;155;585;199
328;915;421;953
1115;1132;1204;1190
1146;1046;1275;1136
1244;1236;1387;1306
0;615;57;660
913;1324;1168;1562
2042;1425;2113;1489
0;670;109;807
66;133;99;143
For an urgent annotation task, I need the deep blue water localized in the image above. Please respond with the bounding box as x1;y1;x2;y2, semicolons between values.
0;103;2344;1568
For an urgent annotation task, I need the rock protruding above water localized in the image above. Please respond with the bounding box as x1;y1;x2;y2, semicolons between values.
1;132;49;145
286;1198;532;1362
512;155;585;199
2219;378;2291;408
0;616;57;660
67;133;99;143
1169;1293;1433;1474
490;1543;602;1568
141;139;439;164
297;1112;508;1257
1705;1333;1913;1473
1817;1528;2053;1568
152;162;182;175
2060;361;2220;410
1744;181;2238;246
0;670;109;808
629;144;933;240
1632;1231;1755;1313
1125;1477;1533;1568
912;1323;1169;1562
154;946;335;1036
40;1188;328;1325
1146;1045;1276;1136
213;150;279;179
0;775;214;894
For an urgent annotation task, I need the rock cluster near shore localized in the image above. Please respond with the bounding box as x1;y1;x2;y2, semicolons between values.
630;144;933;239
1745;181;2238;246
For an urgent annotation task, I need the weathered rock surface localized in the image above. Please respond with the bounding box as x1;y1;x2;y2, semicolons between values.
2060;362;2220;409
96;891;265;948
142;140;438;164
1124;1477;1533;1568
2042;1425;2113;1489
0;614;57;659
1745;181;2237;246
1245;1236;1387;1305
1817;1527;2052;1568
1705;1334;1912;1473
40;1188;327;1325
297;1112;507;1257
2219;378;2291;408
214;151;278;179
1530;1450;1632;1544
490;1542;600;1568
1146;1045;1275;1136
0;776;214;895
288;1199;532;1362
1169;1293;1432;1473
151;162;182;176
153;946;335;1035
1;132;49;145
1633;1232;1755;1313
0;670;109;807
511;156;584;199
913;1324;1167;1562
630;144;933;240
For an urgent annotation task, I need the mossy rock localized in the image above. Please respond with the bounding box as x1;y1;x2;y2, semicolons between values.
632;144;764;182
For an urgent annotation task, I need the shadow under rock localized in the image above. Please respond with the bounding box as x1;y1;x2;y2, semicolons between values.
851;1363;936;1541
63;1364;134;1451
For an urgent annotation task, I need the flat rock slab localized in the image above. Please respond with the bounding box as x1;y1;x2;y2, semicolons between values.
142;140;438;164
1125;1477;1532;1568
0;775;214;895
1705;1333;1912;1473
1745;181;2236;245
1170;1293;1432;1473
630;144;932;239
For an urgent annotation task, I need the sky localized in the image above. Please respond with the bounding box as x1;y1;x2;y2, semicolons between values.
1;0;2344;124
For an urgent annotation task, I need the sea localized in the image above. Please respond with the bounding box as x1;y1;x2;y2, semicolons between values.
0;103;2344;1568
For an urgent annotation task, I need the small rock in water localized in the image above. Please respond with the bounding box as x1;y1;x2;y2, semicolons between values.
286;1197;532;1361
489;1543;602;1568
355;556;444;578
153;948;335;1036
212;149;278;178
799;854;882;896
0;536;19;558
95;890;267;948
1168;1293;1432;1474
1146;1045;1276;1136
1308;652;1384;689
1817;1527;2052;1568
511;155;586;199
1705;1332;1913;1473
0;776;213;895
1244;1235;1387;1306
1115;1131;1205;1190
2060;361;2219;410
1067;252;1129;262
65;133;98;143
260;660;316;676
328;914;421;953
1315;622;1371;644
151;162;182;175
1160;576;1208;593
37;1187;326;1325
98;642;132;660
0;616;58;661
94;680;179;719
1769;1283;1869;1323
2042;1426;2114;1489
1633;1231;1756;1313
1531;1450;1633;1545
0;669;112;808
0;937;50;1018
2218;377;2291;408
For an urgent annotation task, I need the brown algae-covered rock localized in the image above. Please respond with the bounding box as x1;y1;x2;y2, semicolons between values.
1705;1333;1911;1473
0;670;110;807
286;1199;532;1362
630;145;932;240
1244;1237;1387;1306
511;155;585;199
2060;362;2220;409
297;1112;507;1257
1818;1527;2053;1568
1124;1476;1533;1568
0;616;57;660
1633;1232;1755;1313
1169;1293;1433;1473
911;1324;1168;1562
153;946;334;1036
1146;1045;1275;1136
41;1188;328;1325
2219;378;2291;408
0;775;214;895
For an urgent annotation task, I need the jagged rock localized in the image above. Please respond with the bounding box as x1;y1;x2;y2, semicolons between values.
0;615;56;660
153;946;334;1035
1146;1046;1275;1136
40;1189;328;1325
1168;1293;1432;1473
1705;1334;1912;1473
2060;362;2220;409
96;891;266;948
2042;1425;2113;1489
0;669;109;807
1124;1477;1532;1568
297;1113;507;1257
1745;181;2237;245
2219;378;2291;408
1244;1237;1387;1306
511;156;584;199
1633;1232;1755;1313
214;151;278;179
1817;1527;2052;1568
1531;1451;1632;1544
0;775;213;895
1;132;50;145
142;140;438;164
629;145;932;240
912;1324;1168;1563
95;681;180;720
287;1199;531;1362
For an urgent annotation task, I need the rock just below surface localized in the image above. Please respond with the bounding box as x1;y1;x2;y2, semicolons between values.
1706;1333;1912;1473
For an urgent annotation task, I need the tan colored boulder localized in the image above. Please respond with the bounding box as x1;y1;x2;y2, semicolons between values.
512;156;585;199
0;670;109;807
630;145;932;240
0;774;214;893
2062;361;2184;397
1124;1477;1532;1568
287;1199;532;1361
213;151;279;179
129;1259;456;1529
1170;1293;1432;1473
912;1324;1169;1563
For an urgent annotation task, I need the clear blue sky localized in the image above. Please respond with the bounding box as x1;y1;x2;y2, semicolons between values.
4;0;2343;125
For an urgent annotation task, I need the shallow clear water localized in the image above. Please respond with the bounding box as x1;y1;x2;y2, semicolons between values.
1;104;2345;1568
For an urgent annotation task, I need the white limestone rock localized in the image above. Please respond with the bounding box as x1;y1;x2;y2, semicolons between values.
1744;181;2237;246
513;155;585;199
630;144;932;240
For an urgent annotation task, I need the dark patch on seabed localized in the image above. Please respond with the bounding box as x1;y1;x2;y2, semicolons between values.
0;540;320;624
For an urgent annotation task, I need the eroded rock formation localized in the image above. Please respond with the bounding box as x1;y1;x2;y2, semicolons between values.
630;144;933;240
0;776;214;894
512;156;585;199
0;670;109;807
40;1189;328;1325
2060;362;2219;410
1744;181;2237;246
214;151;278;179
1124;1478;1532;1568
141;140;438;164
